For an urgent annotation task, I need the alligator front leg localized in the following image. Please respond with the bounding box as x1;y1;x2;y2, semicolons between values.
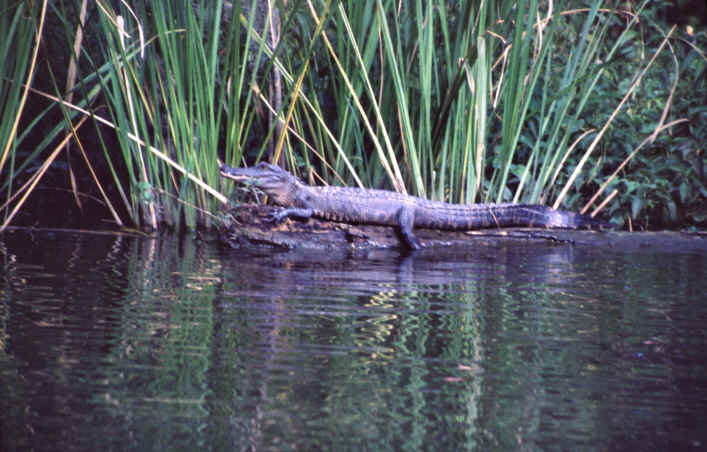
266;207;314;223
397;206;422;250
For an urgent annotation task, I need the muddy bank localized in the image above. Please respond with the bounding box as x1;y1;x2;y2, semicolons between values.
219;204;707;255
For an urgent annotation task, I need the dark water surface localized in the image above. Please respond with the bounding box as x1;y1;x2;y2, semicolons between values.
1;230;706;451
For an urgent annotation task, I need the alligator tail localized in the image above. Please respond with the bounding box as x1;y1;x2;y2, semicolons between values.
538;206;614;230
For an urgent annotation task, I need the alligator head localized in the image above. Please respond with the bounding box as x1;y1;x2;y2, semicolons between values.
219;161;302;205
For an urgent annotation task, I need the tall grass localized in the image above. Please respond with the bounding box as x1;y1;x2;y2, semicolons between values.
295;0;658;212
1;0;238;231
92;0;243;229
3;0;683;231
0;0;47;231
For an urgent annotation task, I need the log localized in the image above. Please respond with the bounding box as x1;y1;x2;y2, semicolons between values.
219;204;707;254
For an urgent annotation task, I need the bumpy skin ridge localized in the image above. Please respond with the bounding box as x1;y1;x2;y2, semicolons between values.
220;162;610;249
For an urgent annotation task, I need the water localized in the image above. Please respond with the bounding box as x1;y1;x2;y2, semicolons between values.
1;229;706;451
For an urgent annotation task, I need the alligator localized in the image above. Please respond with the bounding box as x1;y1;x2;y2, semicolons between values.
220;162;610;250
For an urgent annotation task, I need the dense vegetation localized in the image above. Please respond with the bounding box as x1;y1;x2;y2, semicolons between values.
1;0;704;232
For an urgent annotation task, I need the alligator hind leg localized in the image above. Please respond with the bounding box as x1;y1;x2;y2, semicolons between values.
397;206;422;250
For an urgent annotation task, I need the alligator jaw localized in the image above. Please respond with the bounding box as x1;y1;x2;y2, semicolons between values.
219;164;257;182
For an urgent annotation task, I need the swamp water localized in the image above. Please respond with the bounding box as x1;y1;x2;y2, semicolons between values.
1;229;706;451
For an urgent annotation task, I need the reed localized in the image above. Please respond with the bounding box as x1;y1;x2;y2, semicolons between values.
90;0;249;229
307;0;657;212
0;0;47;230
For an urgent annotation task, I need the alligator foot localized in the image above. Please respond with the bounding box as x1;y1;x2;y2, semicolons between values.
263;211;287;223
263;207;314;223
397;207;422;250
401;232;422;250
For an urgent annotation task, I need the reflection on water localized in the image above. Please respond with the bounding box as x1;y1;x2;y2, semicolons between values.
1;230;706;451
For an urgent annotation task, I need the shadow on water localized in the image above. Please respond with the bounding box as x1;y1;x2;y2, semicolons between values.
1;229;706;451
